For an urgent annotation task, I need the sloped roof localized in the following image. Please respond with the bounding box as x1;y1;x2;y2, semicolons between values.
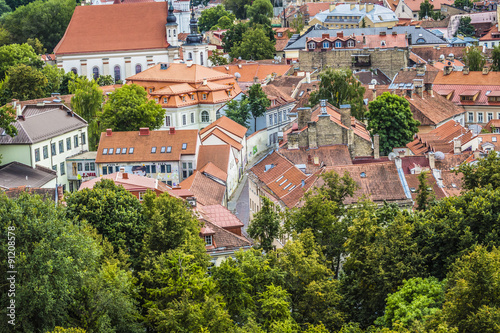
212;63;292;83
127;63;234;83
54;2;171;55
278;145;353;173
266;75;304;98
95;129;198;163
198;204;244;229
179;170;226;206
201;128;243;150
199;115;247;138
433;71;500;86
354;69;392;85
404;173;446;207
202;220;252;254
402;0;454;11
262;85;296;109
79;171;165;192
197;145;230;174
0;162;56;189
199;162;227;182
406;91;466;126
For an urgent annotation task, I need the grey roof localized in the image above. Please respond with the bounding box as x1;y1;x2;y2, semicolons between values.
66;151;98;161
284;25;446;51
0;104;87;145
354;69;392;85
0;162;56;189
312;4;397;24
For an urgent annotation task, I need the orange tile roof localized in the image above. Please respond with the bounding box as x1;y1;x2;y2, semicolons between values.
433;71;500;86
127;63;234;83
405;91;466;126
211;63;292;83
197;145;230;174
179;170;226;206
403;0;454;11
95;129;198;163
79;171;166;192
201;128;243;150
484;119;500;132
199;115;248;138
54;2;171;55
199;162;227;182
432;59;464;70
197;204;244;229
278;145;353;173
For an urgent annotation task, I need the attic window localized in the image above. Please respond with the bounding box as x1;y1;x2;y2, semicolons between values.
264;164;275;172
160;146;166;153
276;175;284;182
109;148;114;155
163;97;168;103
129;147;134;154
121;148;127;154
360;172;366;178
116;148;121;154
283;182;292;190
151;146;157;153
451;183;457;188
493;137;497;142
182;143;187;150
202;94;207;100
410;187;416;192
103;148;108;155
205;235;213;246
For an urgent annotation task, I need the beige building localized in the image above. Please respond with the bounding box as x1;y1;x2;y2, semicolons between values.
308;4;398;29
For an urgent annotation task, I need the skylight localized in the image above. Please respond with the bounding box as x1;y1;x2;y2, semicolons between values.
109;148;114;155
279;179;288;186
276;176;284;182
103;148;108;155
182;143;187;150
161;146;166;153
283;183;292;190
151;147;157;153
167;146;172;153
122;148;127;154
129;147;134;154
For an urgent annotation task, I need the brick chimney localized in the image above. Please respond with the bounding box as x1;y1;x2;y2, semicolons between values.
169;127;176;134
373;134;380;159
339;104;351;129
463;66;469;75
416;63;426;76
297;107;312;129
106;128;112;136
122;172;129;179
337;31;343;38
139;127;150;136
443;66;453;75
454;139;461;154
322;33;329;39
428;152;435;170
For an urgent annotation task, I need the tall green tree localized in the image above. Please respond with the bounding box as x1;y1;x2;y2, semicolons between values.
26;37;45;54
198;4;235;32
0;43;40;80
224;97;251;127
5;63;48;100
246;0;273;26
0;0;11;15
458;150;500;189
453;0;473;9
69;77;104;150
247;83;271;132
308;68;366;120
223;0;251;20
366;92;420;155
415;171;436;211
100;84;165;131
1;0;76;52
491;44;500;71
42;64;64;95
96;75;114;87
248;196;280;253
257;285;295;330
230;27;275;61
455;16;475;37
463;45;486;71
290;13;304;34
208;49;229;66
222;22;248;53
0;104;17;137
418;0;436;19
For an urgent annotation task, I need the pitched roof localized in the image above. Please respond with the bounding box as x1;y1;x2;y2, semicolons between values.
95;129;198;163
0;104;87;145
311;4;398;24
411;46;469;62
262;85;296;109
197;204;244;229
54;2;171;55
211;63;292;83
179;170;226;206
390;67;439;86
266;75;304;98
79;171;167;192
127;63;234;83
201;220;252;254
404;173;446;207
278;145;353;173
198;162;227;182
201;128;243;150
405;91;466;126
197;145;230;174
354;69;392;85
199;115;247;138
433;70;500;86
402;0;454;11
0;162;56;189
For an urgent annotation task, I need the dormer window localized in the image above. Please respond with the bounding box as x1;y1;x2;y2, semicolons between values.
202;94;207;100
278;32;283;37
335;41;342;48
205;235;213;246
182;96;186;102
122;148;127;154
308;42;315;50
323;41;329;48
381;40;386;46
149;88;153;93
163;97;168;103
347;40;355;47
191;94;195;100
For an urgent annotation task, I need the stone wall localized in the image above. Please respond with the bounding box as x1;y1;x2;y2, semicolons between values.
298;48;409;78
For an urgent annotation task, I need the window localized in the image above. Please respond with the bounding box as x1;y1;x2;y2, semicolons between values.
51;142;56;156
308;42;315;50
60;162;65;175
182;162;193;179
155;98;159;103
90;163;95;171
335;41;342;48
108;148;114;154
121;148;127;154
279;111;282;123
182;143;187;150
151;165;156;173
182;114;187;126
115;166;120;172
381;40;386;46
102;167;107;175
493;136;498;142
200;52;204;66
191;94;195;100
478;113;484;123
497;113;500;119
52;165;57;172
151;146;157;153
165;115;171;127
201;111;209;122
167;146;172;153
81;133;86;145
468;112;474;122
149;88;153;93
323;41;329;48
188;52;192;60
416;38;426;43
129;147;134;154
166;164;171;173
347;40;355;47
85;162;91;172
108;166;113;174
163;97;168;103
66;137;71;150
202;94;207;100
216;110;221;119
78;163;82;171
103;148;108;155
114;66;121;82
92;67;99;80
488;113;493;122
274;113;277;125
160;165;166;173
160;146;166;153
145;165;151;174
117;147;122;155
135;64;142;74
269;114;273;125
461;95;474;101
59;140;64;153
71;68;77;74
190;112;195;124
35;148;40;162
74;135;79;148
205;235;213;246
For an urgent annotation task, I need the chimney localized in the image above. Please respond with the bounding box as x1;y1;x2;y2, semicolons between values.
169;126;176;134
122;172;128;179
339;104;351;129
106;128;112;136
444;66;453;75
306;72;311;84
288;133;299;149
203;78;207;85
373;134;380;159
301;179;305;187
463;66;469;74
186;59;193;67
414;80;424;98
428;152;435;170
454;139;461;154
407;89;413;99
446;53;455;62
482;67;489;75
139;127;150;136
322;33;329;39
16;104;22;118
337;32;343;38
253;76;259;84
187;196;197;207
120;167;125;173
416;63;426;76
297;107;312;129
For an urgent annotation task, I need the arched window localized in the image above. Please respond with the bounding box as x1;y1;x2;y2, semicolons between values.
200;52;204;65
188;52;192;60
71;68;78;74
216;110;221;119
135;64;142;74
114;66;121;82
416;38;426;44
92;67;99;80
201;110;209;122
168;29;171;37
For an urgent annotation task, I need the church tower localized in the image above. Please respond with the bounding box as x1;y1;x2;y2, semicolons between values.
166;1;179;48
182;6;209;66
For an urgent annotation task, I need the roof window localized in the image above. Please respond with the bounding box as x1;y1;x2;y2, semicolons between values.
151;146;157;153
182;143;187;150
288;185;296;191
264;164;275;172
103;148;108;155
122;148;127;154
129;147;134;154
276;175;284;182
161;146;166;153
167;146;172;153
279;179;288;186
283;182;292;190
360;172;366;178
116;148;121;155
109;148;114;155
493;136;497;142
410;187;416;192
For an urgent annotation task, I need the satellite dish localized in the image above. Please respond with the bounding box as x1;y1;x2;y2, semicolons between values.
370;79;378;85
234;72;241;78
434;151;445;160
388;152;398;161
439;54;445;60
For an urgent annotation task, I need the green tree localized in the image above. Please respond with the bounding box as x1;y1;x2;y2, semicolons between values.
377;277;445;329
0;104;17;137
59;70;78;95
213;15;233;30
208;48;229;66
0;27;10;46
463;45;485;71
366;92;420;155
247;83;271;132
69;77;104;150
5;63;48;100
1;0;76;52
415;171;436;211
491;44;500;71
100;84;165;131
64;179;146;266
26;37;45;54
0;0;11;16
308;68;366;120
46;327;87;333
230;27;275;61
455;16;475;37
458;150;500;189
443;246;500;333
0;43;40;80
419;0;435;19
246;0;273;26
257;284;294;330
223;0;251;20
290;13;304;34
453;0;473;9
248;196;280;253
222;22;248;53
224;97;251;127
198;4;235;32
42;64;64;95
96;75;114;86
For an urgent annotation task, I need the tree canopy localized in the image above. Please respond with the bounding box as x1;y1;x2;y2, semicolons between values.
223;0;251;20
0;43;41;80
247;83;271;132
246;0;273;26
198;4;235;32
5;63;48;101
455;16;475;37
453;0;473;9
463;45;485;71
224;95;251;127
230;26;275;61
248;196;280;252
418;0;436;20
366;92;420;155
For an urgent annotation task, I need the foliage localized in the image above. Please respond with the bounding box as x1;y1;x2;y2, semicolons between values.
5;63;48;100
1;0;76;52
377;277;445;329
308;68;366;120
223;0;251;20
247;83;271;132
0;43;41;80
289;13;304;34
366;92;420;155
458;151;500;189
46;328;87;333
455;16;475;37
257;284;294;330
463;45;485;71
97;75;115;86
42;64;64;96
0;0;11;15
100;84;165;131
59;70;78;95
64;179;146;266
0;104;17;137
69;77;104;150
491;44;500;72
415;171;436;211
198;5;235;32
230;26;275;61
208;48;229;66
246;0;273;26
248;196;280;252
418;0;436;20
222;22;248;53
453;0;473;9
26;37;45;54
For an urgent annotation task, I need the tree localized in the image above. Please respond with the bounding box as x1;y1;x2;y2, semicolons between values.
419;0;435;20
46;327;87;333
230;27;275;61
463;45;485;71
415;171;436;211
0;43;40;80
100;84;165;131
257;284;295;330
222;22;248;53
455;16;475;37
0;104;17;137
208;49;228;66
96;75;114;86
42;64;64;95
248;196;280;253
69;77;104;150
198;4;235;32
366;92;420;156
290;13;304;34
223;0;251;20
458;151;500;190
246;0;273;26
5;63;48;100
491;45;500;72
453;0;473;10
26;37;45;54
64;179;146;266
308;68;366;120
0;0;11;16
224;95;251;127
1;0;76;52
247;83;271;132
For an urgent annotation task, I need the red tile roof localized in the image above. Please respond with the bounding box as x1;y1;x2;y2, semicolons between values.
199;115;248;138
211;63;292;83
199;162;227;182
55;2;171;55
404;173;446;208
179;171;226;206
128;62;234;83
197;204;244;229
405;91;466;126
79;171;168;193
403;0;454;11
278;145;353;173
197;145;230;174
